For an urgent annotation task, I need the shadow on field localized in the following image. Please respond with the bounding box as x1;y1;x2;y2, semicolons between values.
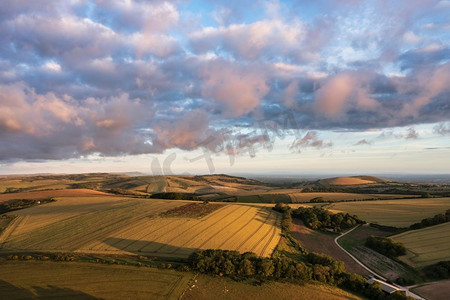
104;237;197;256
0;280;99;299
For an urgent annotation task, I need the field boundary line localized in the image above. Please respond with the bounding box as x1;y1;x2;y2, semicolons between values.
153;205;243;253
249;213;278;254
235;208;273;252
173;206;254;253
259;214;281;256
135;205;236;252
215;208;260;249
0;216;23;246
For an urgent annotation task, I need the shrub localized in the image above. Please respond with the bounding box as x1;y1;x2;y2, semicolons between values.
365;236;406;258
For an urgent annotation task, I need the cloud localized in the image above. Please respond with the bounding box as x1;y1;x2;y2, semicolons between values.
433;122;450;135
406;128;419;139
0;82;155;161
354;139;371;145
314;71;379;119
199;60;269;116
189;15;323;62
290;131;333;152
1;0;450;164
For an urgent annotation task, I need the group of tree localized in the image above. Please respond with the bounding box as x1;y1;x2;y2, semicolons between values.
365;236;406;258
0;198;54;214
409;209;450;230
423;261;450;280
188;249;411;300
149;192;200;200
272;203;292;232
291;206;363;232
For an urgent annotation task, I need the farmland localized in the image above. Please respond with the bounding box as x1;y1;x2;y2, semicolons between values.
0;196;281;258
182;274;360;300
327;198;450;227
290;219;370;275
0;260;192;300
392;222;450;267
337;225;416;281
412;279;450;300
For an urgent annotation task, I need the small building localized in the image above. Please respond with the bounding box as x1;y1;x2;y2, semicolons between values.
367;277;402;295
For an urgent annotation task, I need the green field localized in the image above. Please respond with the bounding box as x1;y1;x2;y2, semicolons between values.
337;225;416;281
392;222;450;267
0;261;192;299
182;274;360;300
328;198;450;227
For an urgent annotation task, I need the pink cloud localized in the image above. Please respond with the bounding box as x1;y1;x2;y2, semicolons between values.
314;72;380;119
199;60;269;116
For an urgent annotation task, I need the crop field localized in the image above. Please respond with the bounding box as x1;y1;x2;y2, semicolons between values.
182;274;360;300
0;197;281;258
290;220;369;275
286;192;415;202
0;261;192;300
328;198;450;227
412;279;450;300
392;222;450;267
337;225;416;281
0;189;110;203
83;204;281;258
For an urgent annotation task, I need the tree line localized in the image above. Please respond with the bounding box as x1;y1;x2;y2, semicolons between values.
188;249;410;300
409;209;450;230
273;203;363;232
365;236;406;258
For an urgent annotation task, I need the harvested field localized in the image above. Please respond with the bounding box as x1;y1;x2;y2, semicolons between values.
87;204;281;258
392;222;450;267
412;279;450;300
328;198;450;227
0;197;281;258
182;273;360;300
0;189;111;203
291;219;369;275
0;261;192;300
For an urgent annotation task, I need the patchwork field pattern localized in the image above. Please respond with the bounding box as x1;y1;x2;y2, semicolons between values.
328;198;450;227
392;222;450;267
0;196;281;258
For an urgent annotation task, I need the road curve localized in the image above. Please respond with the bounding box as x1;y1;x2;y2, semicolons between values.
334;225;425;300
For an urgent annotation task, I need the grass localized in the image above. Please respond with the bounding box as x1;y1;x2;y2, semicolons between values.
290;220;369;275
181;273;360;300
328;198;450;227
337;225;391;250
392;222;450;268
0;215;16;235
0;260;192;300
337;225;417;281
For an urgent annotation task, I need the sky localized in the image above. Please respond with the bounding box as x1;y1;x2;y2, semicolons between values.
0;0;449;175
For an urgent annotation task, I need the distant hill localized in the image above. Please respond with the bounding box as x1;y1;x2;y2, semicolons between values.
318;176;390;186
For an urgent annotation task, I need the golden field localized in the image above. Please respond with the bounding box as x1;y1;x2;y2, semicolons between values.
0;196;281;258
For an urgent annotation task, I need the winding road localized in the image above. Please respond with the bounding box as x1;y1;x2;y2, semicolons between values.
334;225;425;300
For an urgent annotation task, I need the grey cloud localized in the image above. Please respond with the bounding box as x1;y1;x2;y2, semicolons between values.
433;122;450;135
354;139;371;145
290;131;333;152
406;128;419;139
